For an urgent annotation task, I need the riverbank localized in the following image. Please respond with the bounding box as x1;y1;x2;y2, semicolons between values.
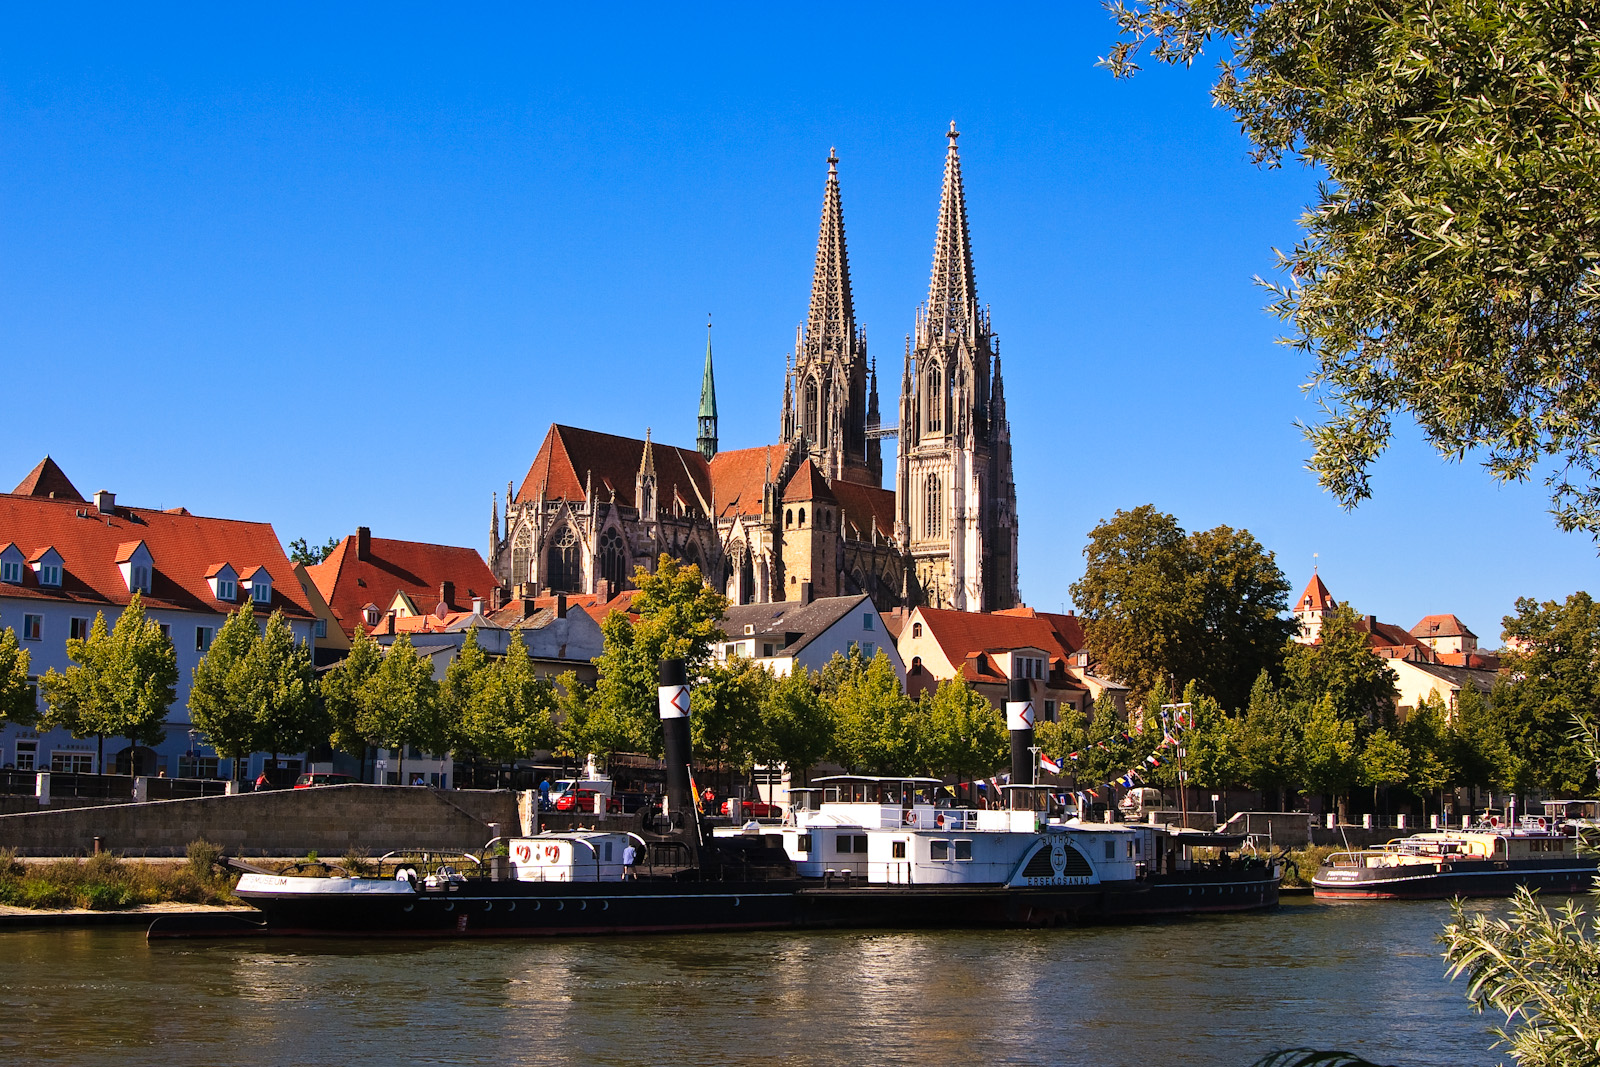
0;901;254;928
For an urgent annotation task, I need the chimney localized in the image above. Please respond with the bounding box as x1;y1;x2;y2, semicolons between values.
439;580;455;608
555;594;568;619
94;489;115;514
799;580;813;605
595;578;611;603
356;527;372;561
491;586;508;611
471;596;484;615
515;581;536;600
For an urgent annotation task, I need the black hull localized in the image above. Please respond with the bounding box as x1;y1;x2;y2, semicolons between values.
161;869;1279;940
1313;859;1598;900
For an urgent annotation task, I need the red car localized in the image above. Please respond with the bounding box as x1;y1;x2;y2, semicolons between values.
555;788;623;813
722;798;780;818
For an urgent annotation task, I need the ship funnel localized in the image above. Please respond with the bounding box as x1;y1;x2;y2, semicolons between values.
658;659;696;833
1007;677;1035;803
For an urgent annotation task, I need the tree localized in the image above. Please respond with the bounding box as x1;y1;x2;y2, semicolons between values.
441;626;495;753
459;629;558;767
1299;696;1360;820
0;626;37;728
1493;592;1600;793
691;658;768;786
755;666;834;787
1454;680;1520;799
321;627;383;765
587;555;728;759
188;605;264;779
287;536;340;566
1282;603;1398;729
1070;505;1293;708
1238;670;1301;810
825;648;917;775
1106;4;1600;539
920;676;1007;790
1359;727;1410;823
360;633;444;783
247;611;323;769
1179;684;1241;796
1401;695;1458;820
40;592;176;773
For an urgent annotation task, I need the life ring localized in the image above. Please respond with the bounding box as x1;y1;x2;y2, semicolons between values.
935;813;945;828
903;809;917;827
1537;817;1548;830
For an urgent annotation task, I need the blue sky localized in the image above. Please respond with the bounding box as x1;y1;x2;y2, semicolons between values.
4;3;1595;644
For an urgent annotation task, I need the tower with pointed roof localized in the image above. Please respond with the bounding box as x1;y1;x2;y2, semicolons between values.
895;123;1019;612
781;150;880;487
698;321;719;461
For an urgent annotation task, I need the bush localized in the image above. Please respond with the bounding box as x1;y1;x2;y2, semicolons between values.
0;850;240;911
1281;845;1342;887
186;839;223;879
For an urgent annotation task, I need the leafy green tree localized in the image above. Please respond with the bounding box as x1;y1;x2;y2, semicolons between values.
1453;680;1520;799
1070;505;1293;708
919;676;1007;790
287;536;340;566
1077;693;1140;791
825;648;916;774
321;627;383;765
754;667;833;787
1493;592;1600;793
691;658;768;784
188;605;262;780
0;626;38;728
588;555;728;759
1359;727;1410;823
1237;670;1301;810
40;592;176;773
441;626;494;752
460;629;558;766
1282;603;1398;729
1034;704;1089;785
360;633;444;783
1179;684;1240;795
1107;3;1600;539
247;611;324;769
1400;695;1457;820
1299;696;1360;820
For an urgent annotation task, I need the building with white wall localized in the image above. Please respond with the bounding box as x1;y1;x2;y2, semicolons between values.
715;593;905;680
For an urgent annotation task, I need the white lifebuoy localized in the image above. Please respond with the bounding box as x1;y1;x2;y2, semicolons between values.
903;809;917;827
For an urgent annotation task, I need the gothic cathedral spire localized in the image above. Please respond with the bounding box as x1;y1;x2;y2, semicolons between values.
782;149;879;487
698;319;719;461
896;123;1019;612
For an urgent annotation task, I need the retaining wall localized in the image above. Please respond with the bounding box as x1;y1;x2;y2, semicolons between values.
0;785;519;857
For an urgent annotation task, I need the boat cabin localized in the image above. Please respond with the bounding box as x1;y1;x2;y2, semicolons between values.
508;832;637;882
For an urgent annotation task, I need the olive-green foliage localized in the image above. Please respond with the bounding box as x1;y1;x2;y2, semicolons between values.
919;675;1006;785
1278;845;1343;889
1492;593;1600;793
0;625;37;728
1070;505;1293;709
187;604;262;761
1107;2;1600;540
321;626;383;757
1299;696;1360;802
189;605;323;764
1178;683;1241;792
691;657;768;773
360;632;446;758
1238;670;1302;808
40;592;177;767
453;628;558;763
287;536;340;566
1282;604;1398;730
824;647;917;775
754;666;833;785
0;848;236;910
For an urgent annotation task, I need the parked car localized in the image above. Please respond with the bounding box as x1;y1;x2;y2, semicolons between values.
293;772;355;789
721;797;780;818
555;788;624;813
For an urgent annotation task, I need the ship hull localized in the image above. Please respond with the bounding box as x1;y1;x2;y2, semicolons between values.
1312;859;1598;900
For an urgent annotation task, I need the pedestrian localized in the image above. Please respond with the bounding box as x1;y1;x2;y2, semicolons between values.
622;842;639;880
254;770;269;792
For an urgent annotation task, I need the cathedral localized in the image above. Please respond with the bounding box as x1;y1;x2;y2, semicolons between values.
490;125;1020;613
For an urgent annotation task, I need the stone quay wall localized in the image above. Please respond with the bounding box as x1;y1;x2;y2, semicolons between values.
0;785;519;857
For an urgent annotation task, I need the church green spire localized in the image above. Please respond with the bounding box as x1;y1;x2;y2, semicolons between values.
698;319;718;460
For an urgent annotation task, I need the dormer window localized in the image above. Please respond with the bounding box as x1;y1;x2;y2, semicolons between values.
130;565;152;593
243;565;272;606
219;579;236;601
205;563;239;603
114;540;153;595
363;604;380;627
37;564;60;587
29;547;65;588
0;561;19;584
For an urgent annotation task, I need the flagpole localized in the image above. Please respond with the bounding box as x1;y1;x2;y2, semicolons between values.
1162;702;1192;829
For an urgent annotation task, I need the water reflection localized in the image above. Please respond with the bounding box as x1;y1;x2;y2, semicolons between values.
0;900;1522;1066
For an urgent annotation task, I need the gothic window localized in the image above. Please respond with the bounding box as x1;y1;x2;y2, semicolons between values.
820;377;831;446
739;552;755;605
798;508;806;527
805;379;820;442
785;508;793;528
924;474;943;538
546;525;581;593
926;366;943;433
683;539;700;568
511;529;533;585
599;527;627;593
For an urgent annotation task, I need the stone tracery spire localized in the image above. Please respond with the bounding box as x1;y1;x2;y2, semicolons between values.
925;121;979;340
807;147;855;359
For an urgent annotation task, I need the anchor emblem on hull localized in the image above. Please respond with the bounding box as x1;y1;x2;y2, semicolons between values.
1050;837;1068;877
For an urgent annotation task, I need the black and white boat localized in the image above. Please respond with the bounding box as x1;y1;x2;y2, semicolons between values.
1312;817;1598;900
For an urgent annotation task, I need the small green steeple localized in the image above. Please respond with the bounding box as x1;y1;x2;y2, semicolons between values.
698;318;719;460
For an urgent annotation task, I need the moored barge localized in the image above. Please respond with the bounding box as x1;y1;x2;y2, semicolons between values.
1312;818;1598;900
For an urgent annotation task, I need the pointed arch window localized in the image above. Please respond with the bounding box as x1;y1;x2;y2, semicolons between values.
511;529;533;585
547;525;581;593
805;378;820;442
924;474;943;538
926;366;943;433
599;527;627;593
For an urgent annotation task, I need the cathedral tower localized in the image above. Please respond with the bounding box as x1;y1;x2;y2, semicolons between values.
698;321;718;461
896;124;1020;611
781;150;881;487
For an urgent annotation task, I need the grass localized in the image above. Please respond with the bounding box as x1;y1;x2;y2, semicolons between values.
1280;844;1343;887
0;840;240;910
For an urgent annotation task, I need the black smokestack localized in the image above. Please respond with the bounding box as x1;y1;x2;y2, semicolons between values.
1008;676;1035;802
658;659;695;836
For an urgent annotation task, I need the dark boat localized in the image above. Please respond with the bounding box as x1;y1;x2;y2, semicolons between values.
1311;818;1598;900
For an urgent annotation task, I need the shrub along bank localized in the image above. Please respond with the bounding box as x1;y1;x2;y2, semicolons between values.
0;840;237;910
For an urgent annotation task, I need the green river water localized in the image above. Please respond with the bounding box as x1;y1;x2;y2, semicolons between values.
0;898;1527;1066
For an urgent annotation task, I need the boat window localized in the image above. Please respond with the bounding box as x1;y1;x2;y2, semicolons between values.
1105;841;1115;860
797;834;812;853
604;842;613;861
836;835;852;856
954;840;972;861
853;835;868;853
1127;841;1135;858
892;841;906;859
930;840;949;861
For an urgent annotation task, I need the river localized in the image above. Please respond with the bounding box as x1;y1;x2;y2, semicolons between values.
0;898;1524;1066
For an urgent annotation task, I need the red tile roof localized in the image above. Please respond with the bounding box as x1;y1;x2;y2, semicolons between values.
707;445;786;518
305;531;497;638
828;479;896;539
13;456;84;502
1411;614;1477;640
1296;572;1335;612
0;488;313;619
782;460;836;504
915;607;1080;671
517;425;712;517
993;605;1085;652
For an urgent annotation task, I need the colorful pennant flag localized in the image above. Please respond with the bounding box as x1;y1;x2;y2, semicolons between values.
1040;753;1064;776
